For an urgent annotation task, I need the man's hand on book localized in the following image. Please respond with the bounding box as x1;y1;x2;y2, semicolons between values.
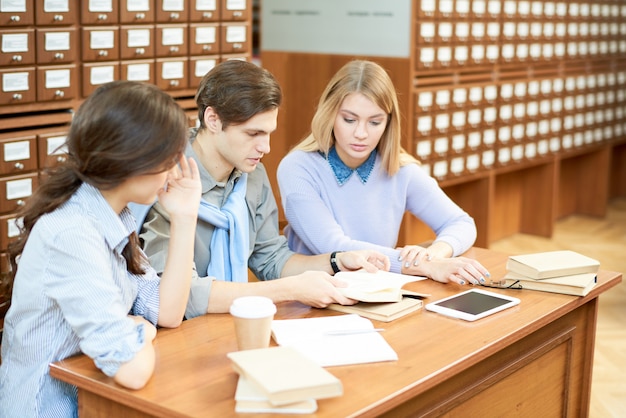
285;272;359;308
335;250;391;273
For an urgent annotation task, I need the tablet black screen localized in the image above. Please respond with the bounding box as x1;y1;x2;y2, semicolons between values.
434;291;512;315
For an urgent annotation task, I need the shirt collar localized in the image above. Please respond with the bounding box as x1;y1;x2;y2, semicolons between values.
74;183;135;254
324;146;377;186
187;128;243;195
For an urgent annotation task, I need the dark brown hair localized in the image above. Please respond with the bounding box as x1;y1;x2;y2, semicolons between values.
9;81;188;275
195;60;282;129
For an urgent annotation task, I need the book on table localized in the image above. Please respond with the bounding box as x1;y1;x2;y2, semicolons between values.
270;314;398;367
326;296;423;322
334;269;427;302
506;250;600;280
234;376;318;414
501;271;598;296
227;346;342;406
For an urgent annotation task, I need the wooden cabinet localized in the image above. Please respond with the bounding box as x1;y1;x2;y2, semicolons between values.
119;25;155;59
35;27;78;64
260;0;626;248
0;29;36;66
119;0;155;24
0;2;34;27
34;0;78;26
0;0;254;257
80;1;119;25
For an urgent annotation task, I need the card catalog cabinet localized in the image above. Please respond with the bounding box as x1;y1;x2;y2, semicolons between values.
0;0;253;115
0;0;254;253
261;0;626;248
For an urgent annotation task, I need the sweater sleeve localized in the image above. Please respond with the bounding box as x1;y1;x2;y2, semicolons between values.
403;164;477;256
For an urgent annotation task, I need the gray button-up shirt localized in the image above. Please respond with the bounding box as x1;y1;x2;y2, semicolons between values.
140;130;293;318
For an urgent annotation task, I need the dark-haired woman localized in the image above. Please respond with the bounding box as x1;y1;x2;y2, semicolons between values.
0;81;201;417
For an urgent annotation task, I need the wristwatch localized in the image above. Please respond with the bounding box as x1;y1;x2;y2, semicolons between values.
330;251;343;274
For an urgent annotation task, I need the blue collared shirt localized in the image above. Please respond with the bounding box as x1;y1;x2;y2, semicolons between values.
323;146;377;186
0;183;161;418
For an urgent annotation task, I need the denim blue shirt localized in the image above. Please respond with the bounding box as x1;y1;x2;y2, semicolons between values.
0;183;160;418
324;146;377;185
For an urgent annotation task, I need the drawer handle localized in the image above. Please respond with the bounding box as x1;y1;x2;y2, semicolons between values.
54;14;64;21
12;93;22;100
233;11;243;17
202;12;213;18
14;162;24;170
136;47;145;55
10;15;20;22
55;90;65;97
233;43;242;49
136;12;145;19
170;12;179;19
12;55;22;62
203;45;211;51
54;52;65;59
97;14;108;20
169;46;179;52
169;80;179;86
98;50;108;56
56;155;67;163
16;200;25;207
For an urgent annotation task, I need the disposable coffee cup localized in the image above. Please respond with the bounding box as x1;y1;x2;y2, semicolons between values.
229;296;277;351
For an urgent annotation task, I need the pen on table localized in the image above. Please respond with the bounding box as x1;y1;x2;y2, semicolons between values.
324;329;385;336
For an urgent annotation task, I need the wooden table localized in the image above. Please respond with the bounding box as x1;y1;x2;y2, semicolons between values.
50;248;622;417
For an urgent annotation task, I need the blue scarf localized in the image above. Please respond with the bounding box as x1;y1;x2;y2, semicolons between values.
128;173;249;283
198;173;249;282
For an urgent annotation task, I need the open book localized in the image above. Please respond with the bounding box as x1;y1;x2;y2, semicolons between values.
335;270;427;302
227;346;342;406
270;314;398;367
506;250;600;280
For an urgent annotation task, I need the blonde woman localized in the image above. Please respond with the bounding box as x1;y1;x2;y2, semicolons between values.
278;60;489;285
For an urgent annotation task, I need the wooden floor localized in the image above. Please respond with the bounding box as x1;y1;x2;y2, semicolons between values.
489;197;626;418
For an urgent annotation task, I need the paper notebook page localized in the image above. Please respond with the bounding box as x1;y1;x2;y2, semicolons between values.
271;315;398;367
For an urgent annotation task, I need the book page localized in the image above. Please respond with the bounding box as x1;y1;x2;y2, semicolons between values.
271;314;398;367
334;270;427;302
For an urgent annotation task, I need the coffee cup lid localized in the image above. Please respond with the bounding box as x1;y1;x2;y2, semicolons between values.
229;296;277;319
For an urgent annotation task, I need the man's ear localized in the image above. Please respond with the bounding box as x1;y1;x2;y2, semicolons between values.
203;107;221;133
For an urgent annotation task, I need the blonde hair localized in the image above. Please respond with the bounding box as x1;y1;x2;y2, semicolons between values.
293;60;417;175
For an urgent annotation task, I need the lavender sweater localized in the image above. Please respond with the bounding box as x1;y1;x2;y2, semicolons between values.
277;150;477;273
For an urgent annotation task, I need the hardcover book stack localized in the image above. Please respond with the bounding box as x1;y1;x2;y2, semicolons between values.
227;346;343;414
502;250;600;296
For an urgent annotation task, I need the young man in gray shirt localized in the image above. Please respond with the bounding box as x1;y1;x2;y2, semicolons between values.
139;60;390;318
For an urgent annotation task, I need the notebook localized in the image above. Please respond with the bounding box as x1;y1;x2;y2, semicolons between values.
270;314;398;367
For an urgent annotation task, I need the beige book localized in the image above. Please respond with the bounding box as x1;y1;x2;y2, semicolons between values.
334;270;427;302
234;376;317;414
506;250;600;280
326;297;423;322
501;271;597;296
227;346;343;406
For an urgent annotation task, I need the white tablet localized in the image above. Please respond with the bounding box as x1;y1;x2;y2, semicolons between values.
425;289;520;321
